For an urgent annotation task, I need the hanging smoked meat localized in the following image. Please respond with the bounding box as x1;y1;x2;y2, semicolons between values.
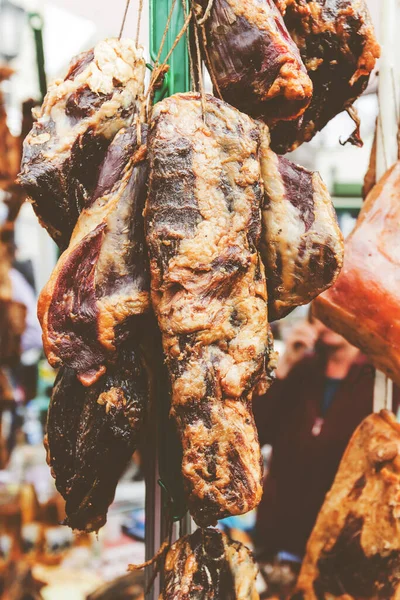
19;39;146;248
38;125;150;386
194;0;312;124
160;528;259;600
270;0;380;153
259;127;344;321
146;92;272;527
292;410;400;600
314;162;400;387
44;341;149;533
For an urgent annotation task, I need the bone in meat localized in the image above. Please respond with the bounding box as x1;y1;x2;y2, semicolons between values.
19;38;145;248
44;341;148;533
259;128;344;321
160;528;259;600
38;125;150;386
291;410;400;600
270;0;380;153
146;93;271;526
314;162;400;387
195;0;312;124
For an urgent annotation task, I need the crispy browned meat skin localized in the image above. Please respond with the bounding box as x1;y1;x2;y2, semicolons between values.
259;127;344;321
44;341;148;533
38;125;150;386
270;0;380;153
146;93;271;526
19;39;145;248
195;0;312;123
291;411;400;600
314;162;400;387
160;528;259;600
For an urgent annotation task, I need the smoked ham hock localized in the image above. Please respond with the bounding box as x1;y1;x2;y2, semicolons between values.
259;128;344;321
292;410;400;600
146;93;271;526
270;0;380;153
19;39;145;248
195;0;312;124
160;528;259;599
314;162;400;387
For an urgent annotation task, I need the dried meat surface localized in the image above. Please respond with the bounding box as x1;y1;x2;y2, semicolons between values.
259;126;344;321
195;0;312;124
160;528;259;600
146;93;272;526
19;38;145;248
38;125;150;386
292;411;400;600
270;0;380;152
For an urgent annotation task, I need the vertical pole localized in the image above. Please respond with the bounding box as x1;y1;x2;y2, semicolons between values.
373;0;399;414
145;4;193;598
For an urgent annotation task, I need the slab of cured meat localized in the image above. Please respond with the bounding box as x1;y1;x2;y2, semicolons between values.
44;341;148;532
291;410;400;600
146;93;272;526
19;38;146;248
314;162;400;387
259;126;344;321
38;124;150;386
160;528;259;600
195;0;312;124
270;0;380;153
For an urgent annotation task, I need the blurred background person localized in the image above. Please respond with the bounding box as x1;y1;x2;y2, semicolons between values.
253;314;400;596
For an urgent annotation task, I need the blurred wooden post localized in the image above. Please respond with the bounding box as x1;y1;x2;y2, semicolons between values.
373;0;399;413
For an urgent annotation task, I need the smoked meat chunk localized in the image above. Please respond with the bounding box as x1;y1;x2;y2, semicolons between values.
292;411;400;600
270;0;380;153
38;125;150;386
195;0;312;124
146;93;271;526
260;128;344;321
314;162;400;387
19;39;145;248
160;528;259;600
45;342;148;533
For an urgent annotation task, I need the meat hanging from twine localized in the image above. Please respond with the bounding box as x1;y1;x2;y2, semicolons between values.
145;6;192;117
195;0;214;25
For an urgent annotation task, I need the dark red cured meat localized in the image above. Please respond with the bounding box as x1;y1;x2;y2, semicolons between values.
19;39;145;248
38;125;150;385
195;0;312;124
44;340;149;532
270;0;380;153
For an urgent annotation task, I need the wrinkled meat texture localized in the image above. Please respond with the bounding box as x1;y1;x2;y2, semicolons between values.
160;528;259;600
19;38;145;248
314;162;400;387
259;127;343;321
146;93;272;526
292;410;400;600
270;0;380;153
44;342;148;532
38;125;150;386
195;0;312;123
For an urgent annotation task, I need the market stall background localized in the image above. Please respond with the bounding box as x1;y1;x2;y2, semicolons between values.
0;0;390;598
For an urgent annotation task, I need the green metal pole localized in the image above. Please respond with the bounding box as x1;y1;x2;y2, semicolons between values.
145;3;192;598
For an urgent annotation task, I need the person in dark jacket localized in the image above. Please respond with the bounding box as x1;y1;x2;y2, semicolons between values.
253;316;399;565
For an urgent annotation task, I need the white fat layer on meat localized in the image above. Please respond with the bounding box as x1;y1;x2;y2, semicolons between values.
29;38;145;159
